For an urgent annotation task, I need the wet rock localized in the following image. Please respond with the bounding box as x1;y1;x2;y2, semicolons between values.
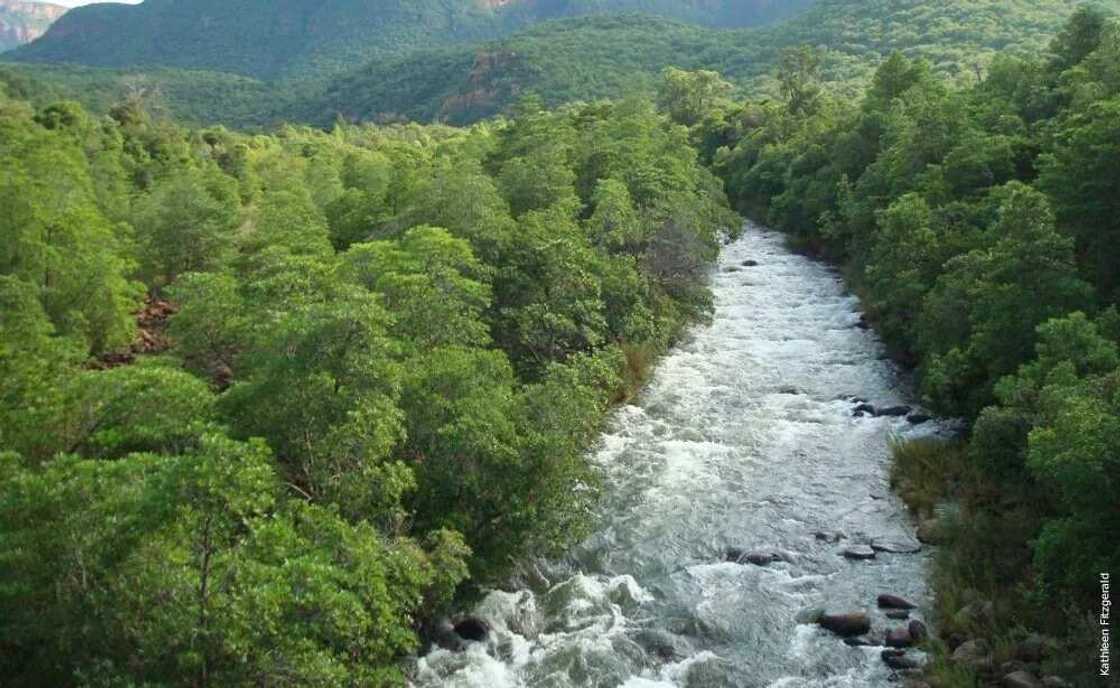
877;405;912;417
855;317;872;331
878;594;918;610
886;626;914;648
842;545;877;560
429;619;465;652
951;639;993;670
1002;671;1044;688
908;619;929;643
870;537;922;554
885;610;911;620
815;530;846;543
907;413;932;425
453;617;490;643
853;403;877;417
726;548;779;566
1041;677;1071;688
741;260;760;267
844;636;879;647
882;649;920;671
819;613;871;637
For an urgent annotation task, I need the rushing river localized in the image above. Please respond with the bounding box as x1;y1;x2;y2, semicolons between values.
414;223;947;688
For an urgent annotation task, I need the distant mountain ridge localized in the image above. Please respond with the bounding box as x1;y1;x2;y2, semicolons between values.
0;0;66;53
8;0;817;79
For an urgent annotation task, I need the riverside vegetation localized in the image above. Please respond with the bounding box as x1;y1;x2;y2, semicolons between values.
0;84;738;686
699;6;1120;686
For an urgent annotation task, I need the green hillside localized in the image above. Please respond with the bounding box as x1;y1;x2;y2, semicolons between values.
6;0;815;81
312;0;1120;124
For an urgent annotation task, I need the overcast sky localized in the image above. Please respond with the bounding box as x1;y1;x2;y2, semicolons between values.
33;0;142;7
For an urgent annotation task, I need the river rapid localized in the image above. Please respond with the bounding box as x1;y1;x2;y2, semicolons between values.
414;223;948;688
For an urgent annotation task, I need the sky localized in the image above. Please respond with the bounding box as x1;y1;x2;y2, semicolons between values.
31;0;142;6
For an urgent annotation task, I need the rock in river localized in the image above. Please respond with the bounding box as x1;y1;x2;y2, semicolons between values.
842;545;877;560
453;617;490;642
877;594;917;609
870;537;922;554
819;613;871;637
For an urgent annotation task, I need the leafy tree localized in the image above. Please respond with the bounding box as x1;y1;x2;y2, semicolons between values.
131;166;240;288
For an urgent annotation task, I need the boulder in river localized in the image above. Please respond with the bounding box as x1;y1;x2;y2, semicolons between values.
870;537;923;554
844;636;879;647
842;545;877;560
907;413;932;425
819;613;871;637
882;649;920;670
815;530;846;543
878;594;917;610
886;626;913;648
877;405;912;417
852;403;877;417
453;617;490;643
741;259;760;267
886;610;911;620
726;548;780;566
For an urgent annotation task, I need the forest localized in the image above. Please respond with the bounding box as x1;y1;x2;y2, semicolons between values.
3;1;1120;686
705;6;1120;684
0;81;738;685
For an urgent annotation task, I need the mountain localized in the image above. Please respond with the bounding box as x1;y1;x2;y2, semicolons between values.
307;0;1120;124
7;0;816;80
0;0;66;53
4;0;1115;128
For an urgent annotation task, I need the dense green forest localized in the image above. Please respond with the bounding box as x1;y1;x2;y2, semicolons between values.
5;0;813;80
701;6;1119;684
0;77;738;684
4;0;1113;128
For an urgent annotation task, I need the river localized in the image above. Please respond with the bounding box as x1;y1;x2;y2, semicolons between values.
414;223;947;687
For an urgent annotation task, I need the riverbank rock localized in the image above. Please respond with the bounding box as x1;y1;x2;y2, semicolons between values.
1002;670;1044;688
844;636;879;647
954;600;994;626
1041;677;1071;688
1015;634;1049;662
842;545;877;560
453;617;490;642
951;639;993;670
908;619;929;643
877;405;912;417
870;537;922;554
819;613;871;637
882;649;920;670
878;594;917;610
907;413;932;425
886;627;914;648
916;518;943;544
886;610;911;620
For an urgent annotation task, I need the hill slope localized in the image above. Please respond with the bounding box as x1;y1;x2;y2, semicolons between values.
311;0;1120;124
0;0;66;53
7;0;816;80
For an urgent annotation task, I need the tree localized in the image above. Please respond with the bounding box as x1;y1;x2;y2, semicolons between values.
131;165;240;288
658;67;733;127
778;46;823;117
